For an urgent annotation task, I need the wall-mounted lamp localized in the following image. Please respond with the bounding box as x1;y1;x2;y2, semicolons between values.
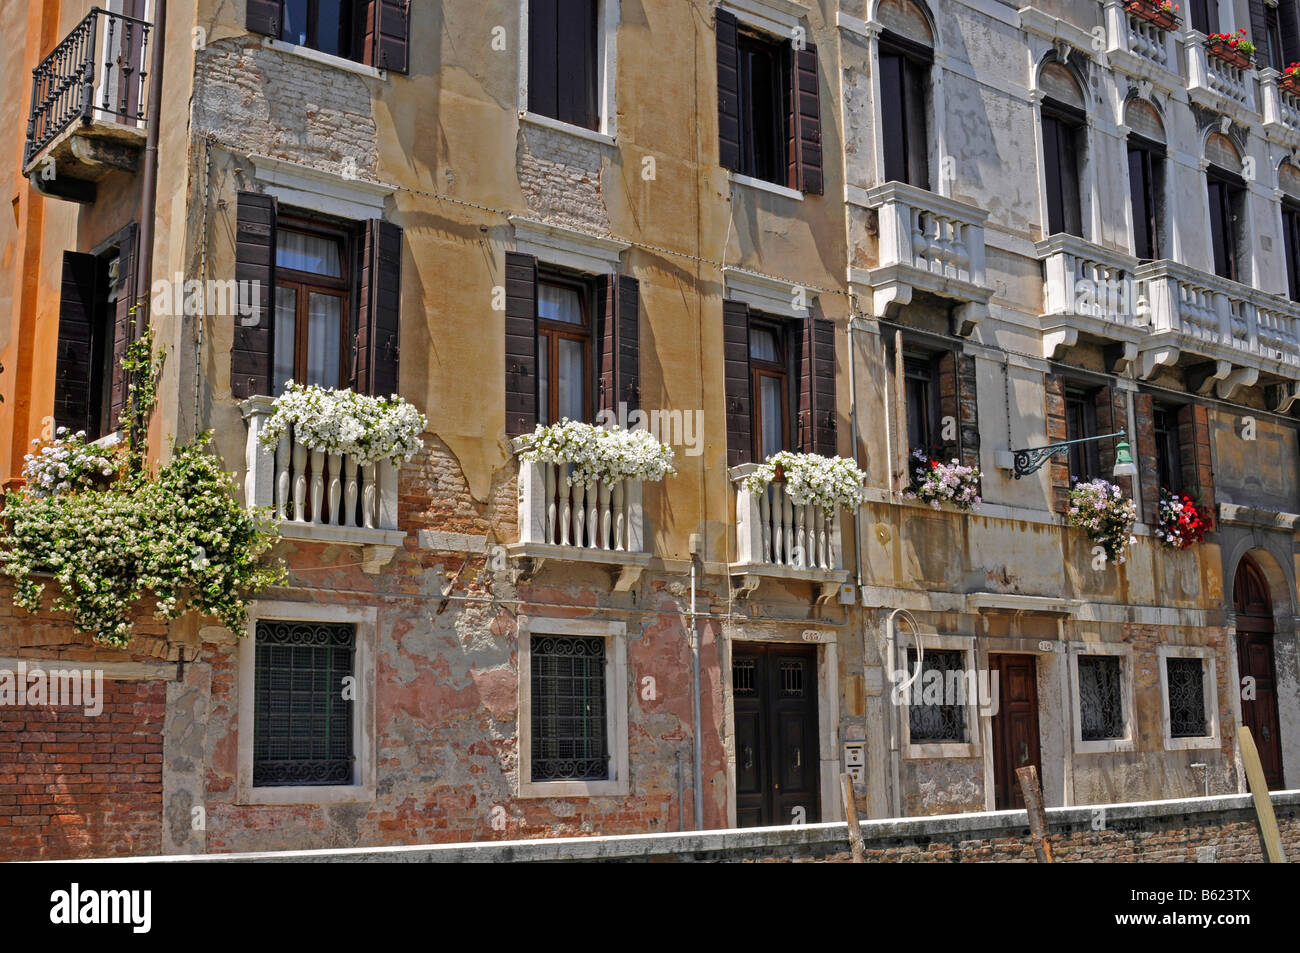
1011;430;1136;480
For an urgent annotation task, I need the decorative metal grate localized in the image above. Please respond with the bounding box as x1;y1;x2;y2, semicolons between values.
253;621;356;787
531;635;608;781
1167;657;1208;738
1078;655;1124;741
733;657;756;695
906;649;966;743
779;660;805;696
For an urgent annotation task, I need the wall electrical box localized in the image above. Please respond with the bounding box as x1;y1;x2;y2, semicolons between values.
843;742;865;784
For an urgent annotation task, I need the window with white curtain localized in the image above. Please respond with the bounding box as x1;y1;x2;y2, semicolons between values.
273;223;350;395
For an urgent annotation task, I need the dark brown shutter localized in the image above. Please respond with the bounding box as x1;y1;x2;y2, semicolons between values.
355;219;403;396
791;43;823;194
53;252;100;436
246;0;283;36
798;317;836;454
371;0;410;74
723;298;752;466
109;223;138;426
1133;392;1160;525
716;8;741;172
1250;0;1270;61
955;353;980;471
232;192;276;399
1283;0;1300;65
1044;375;1070;513
505;251;539;437
599;274;640;415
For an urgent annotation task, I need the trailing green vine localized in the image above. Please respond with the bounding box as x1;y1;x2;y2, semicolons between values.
0;328;284;647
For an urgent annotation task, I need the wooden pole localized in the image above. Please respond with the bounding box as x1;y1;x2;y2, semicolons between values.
1238;725;1287;863
840;772;866;863
1016;765;1054;863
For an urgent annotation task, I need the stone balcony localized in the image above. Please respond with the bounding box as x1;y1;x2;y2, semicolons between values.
510;441;651;590
1133;261;1300;402
730;465;848;596
1103;0;1182;91
1187;33;1256;116
847;181;991;337
1037;234;1146;372
1261;71;1300;146
241;397;406;573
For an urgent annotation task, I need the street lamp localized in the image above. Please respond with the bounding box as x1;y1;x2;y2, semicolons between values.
1012;430;1137;480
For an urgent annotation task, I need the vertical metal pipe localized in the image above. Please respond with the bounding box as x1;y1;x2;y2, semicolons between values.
133;0;167;325
690;555;703;830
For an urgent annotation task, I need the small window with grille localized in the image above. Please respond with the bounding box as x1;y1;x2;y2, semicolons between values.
253;620;356;787
530;634;609;782
1166;656;1208;738
1078;655;1124;741
906;648;967;744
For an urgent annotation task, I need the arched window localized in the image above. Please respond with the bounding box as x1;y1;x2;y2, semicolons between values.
1125;98;1166;261
877;0;934;189
1039;61;1086;238
1205;132;1245;282
1279;161;1300;301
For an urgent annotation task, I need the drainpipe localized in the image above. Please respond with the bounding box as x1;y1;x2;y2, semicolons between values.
132;0;167;355
690;553;703;830
885;608;922;818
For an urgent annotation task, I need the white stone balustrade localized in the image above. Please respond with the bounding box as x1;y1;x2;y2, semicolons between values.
1102;2;1181;85
1261;72;1300;136
1188;35;1254;111
516;458;645;555
240;396;404;572
731;465;843;576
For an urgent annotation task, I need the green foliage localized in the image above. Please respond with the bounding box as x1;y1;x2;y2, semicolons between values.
119;323;163;472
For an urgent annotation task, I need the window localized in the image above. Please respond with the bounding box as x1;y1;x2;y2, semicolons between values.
1064;387;1100;482
1077;655;1124;741
273;223;350;395
879;35;931;189
1042;103;1084;237
280;0;365;59
1189;0;1219;34
1153;404;1183;493
1128;137;1164;261
750;320;792;459
1207;169;1245;282
737;29;789;185
530;634;608;781
904;354;939;461
528;0;600;131
1265;3;1284;71
1283;201;1300;302
906;649;967;743
537;276;593;425
252;620;356;787
1166;656;1208;738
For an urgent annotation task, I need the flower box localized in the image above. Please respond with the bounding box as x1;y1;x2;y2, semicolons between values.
1281;70;1300;96
905;450;983;511
1206;31;1255;70
1125;0;1179;31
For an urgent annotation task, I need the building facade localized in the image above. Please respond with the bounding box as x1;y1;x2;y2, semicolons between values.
2;0;1300;858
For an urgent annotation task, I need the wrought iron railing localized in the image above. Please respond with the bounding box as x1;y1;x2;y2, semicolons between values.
24;8;151;166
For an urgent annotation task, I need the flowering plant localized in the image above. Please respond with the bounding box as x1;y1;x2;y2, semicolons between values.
743;451;867;511
1155;0;1178;12
1283;61;1300;79
1066;478;1138;564
21;428;120;497
520;419;675;485
260;382;427;465
1208;28;1255;57
1125;0;1180;24
1154;488;1207;549
905;449;983;511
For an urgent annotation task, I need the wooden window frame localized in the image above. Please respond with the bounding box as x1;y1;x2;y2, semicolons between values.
903;352;941;462
1153;403;1184;494
1189;0;1219;35
1064;385;1101;483
274;217;353;394
1127;135;1164;262
537;273;595;426
749;316;793;460
878;32;932;190
527;0;601;131
736;27;791;187
280;0;368;62
1206;167;1244;283
1266;3;1285;71
1042;101;1085;238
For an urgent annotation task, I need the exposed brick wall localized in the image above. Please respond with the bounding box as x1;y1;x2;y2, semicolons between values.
517;122;609;232
0;680;165;860
1044;375;1070;512
1095;385;1132;497
1178;403;1217;529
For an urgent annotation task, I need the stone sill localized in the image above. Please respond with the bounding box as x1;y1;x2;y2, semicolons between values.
507;543;651;568
520;111;616;146
1216;502;1300;530
965;591;1078;615
273;524;405;573
260;37;387;80
729;171;804;202
729;563;848;584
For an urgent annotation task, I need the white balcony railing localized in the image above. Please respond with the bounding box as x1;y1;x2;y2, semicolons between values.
516;457;646;555
1188;35;1254;111
1037;235;1145;364
1261;72;1300;137
731;465;843;577
1125;13;1171;69
1102;2;1180;84
240;396;405;571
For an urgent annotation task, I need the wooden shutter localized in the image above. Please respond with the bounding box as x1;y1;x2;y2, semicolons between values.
1282;0;1300;64
791;43;823;194
1250;0;1270;59
556;0;599;129
232;192;276;400
1133;392;1160;525
53;252;100;436
723;298;752;466
246;0;283;36
505;251;539;437
355;219;403;396
599;274;640;414
798;317;836;454
529;0;559;121
1044;375;1070;513
716;8;741;172
109;223;138;426
370;0;410;74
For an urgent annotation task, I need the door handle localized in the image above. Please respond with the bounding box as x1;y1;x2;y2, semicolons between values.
1263;725;1271;743
743;746;753;770
1019;741;1029;764
795;747;802;769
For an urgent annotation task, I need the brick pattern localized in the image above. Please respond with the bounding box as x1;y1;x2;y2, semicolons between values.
935;351;979;470
517;123;609;232
0;680;165;860
1044;375;1070;512
1178;403;1216;530
1133;392;1160;524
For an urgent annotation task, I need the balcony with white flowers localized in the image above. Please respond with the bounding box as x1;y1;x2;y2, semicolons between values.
1037;234;1146;371
241;396;406;573
846;182;991;337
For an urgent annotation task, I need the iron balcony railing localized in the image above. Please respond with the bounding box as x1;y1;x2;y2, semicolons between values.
24;7;151;166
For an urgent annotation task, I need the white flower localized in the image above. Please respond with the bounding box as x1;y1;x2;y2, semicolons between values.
260;382;428;465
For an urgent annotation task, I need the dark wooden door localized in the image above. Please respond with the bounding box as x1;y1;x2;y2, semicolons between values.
1234;556;1285;789
990;654;1042;810
733;643;820;827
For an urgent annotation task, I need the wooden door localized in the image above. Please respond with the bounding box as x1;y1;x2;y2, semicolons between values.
733;643;820;827
1234;556;1285;789
990;654;1042;810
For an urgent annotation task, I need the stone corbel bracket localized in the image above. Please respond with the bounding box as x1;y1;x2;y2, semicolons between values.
1269;380;1300;414
1138;344;1180;379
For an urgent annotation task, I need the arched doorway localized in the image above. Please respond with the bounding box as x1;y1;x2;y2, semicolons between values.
1233;555;1285;789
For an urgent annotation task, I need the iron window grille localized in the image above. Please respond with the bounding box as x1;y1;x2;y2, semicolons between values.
1167;657;1208;738
906;649;967;743
1078;655;1124;741
253;620;356;787
530;635;609;782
